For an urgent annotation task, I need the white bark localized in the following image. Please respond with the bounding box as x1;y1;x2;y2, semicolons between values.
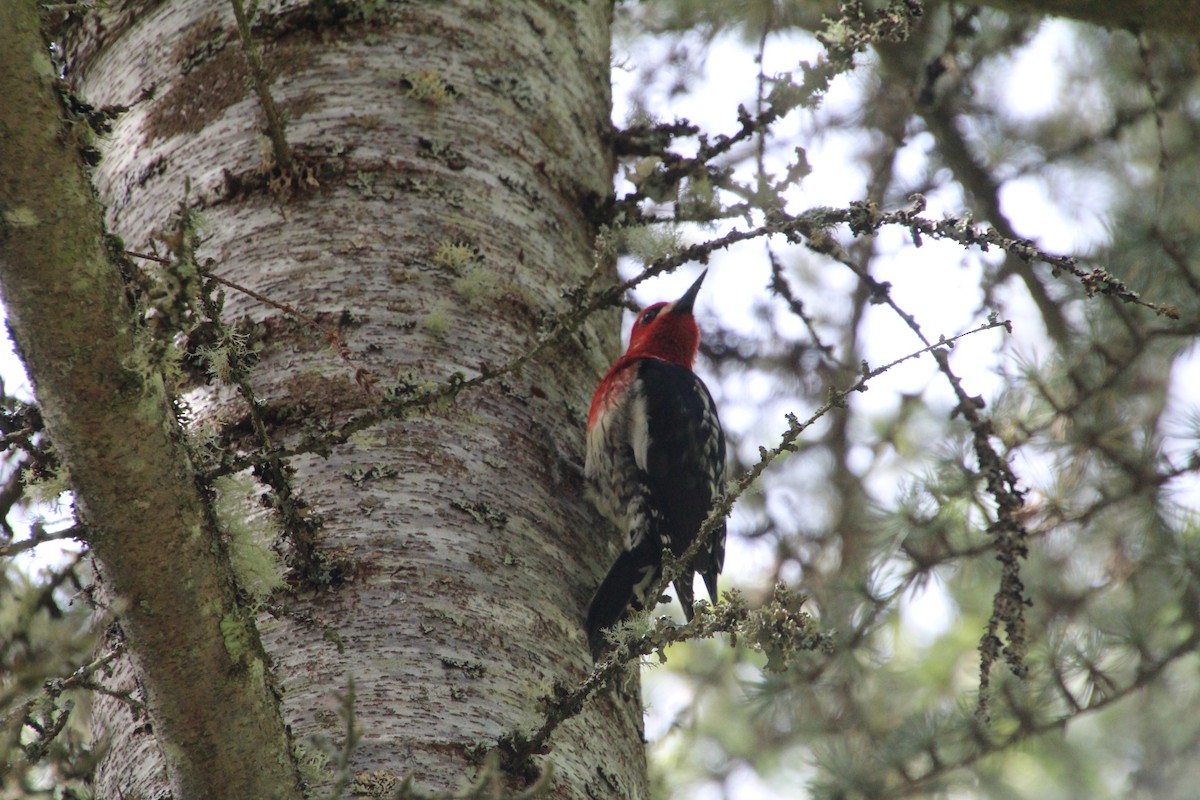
63;0;648;796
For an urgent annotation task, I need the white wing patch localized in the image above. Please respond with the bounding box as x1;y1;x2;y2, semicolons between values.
629;380;650;473
584;406;607;478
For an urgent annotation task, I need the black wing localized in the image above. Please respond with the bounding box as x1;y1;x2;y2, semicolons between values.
637;358;726;619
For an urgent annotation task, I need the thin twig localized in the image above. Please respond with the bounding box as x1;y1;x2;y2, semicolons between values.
205;270;377;397
766;246;836;358
228;0;295;183
127;250;377;396
0;524;82;558
208;189;1170;480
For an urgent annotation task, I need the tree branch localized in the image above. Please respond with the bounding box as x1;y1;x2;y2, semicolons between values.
228;0;298;191
0;4;301;797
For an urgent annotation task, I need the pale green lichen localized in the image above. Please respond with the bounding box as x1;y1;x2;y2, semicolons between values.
352;769;403;797
452;267;500;309
2;207;40;228
183;418;223;471
215;476;285;602
247;655;266;687
420;304;451;336
157;341;188;392
294;742;331;788
622;224;685;265
431;241;501;309
347;428;387;447
679;174;720;219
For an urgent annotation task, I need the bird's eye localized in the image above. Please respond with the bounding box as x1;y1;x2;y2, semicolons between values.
640;307;661;325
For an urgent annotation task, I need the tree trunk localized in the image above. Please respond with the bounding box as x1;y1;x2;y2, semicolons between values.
48;0;648;796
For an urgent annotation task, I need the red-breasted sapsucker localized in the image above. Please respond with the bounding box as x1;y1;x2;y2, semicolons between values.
584;269;726;657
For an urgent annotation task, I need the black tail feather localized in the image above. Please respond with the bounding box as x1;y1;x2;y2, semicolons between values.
701;561;720;608
674;577;696;622
586;549;656;659
586;535;725;659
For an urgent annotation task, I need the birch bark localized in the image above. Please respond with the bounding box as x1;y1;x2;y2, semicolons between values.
49;0;647;795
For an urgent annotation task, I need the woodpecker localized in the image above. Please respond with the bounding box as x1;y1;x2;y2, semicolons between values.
584;269;726;658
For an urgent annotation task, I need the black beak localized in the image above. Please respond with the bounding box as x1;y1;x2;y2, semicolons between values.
672;269;707;315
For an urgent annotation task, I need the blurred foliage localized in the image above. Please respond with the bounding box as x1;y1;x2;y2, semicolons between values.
0;556;98;796
613;1;1200;799
0;387;98;797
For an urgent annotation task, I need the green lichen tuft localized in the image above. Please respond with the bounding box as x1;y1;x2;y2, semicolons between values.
195;329;250;383
294;742;331;787
622;224;684;265
220;613;252;661
431;240;477;273
157;340;188;392
21;466;71;506
404;68;455;107
352;769;403;796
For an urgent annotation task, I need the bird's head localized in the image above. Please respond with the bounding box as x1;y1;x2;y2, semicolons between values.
624;269;707;368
